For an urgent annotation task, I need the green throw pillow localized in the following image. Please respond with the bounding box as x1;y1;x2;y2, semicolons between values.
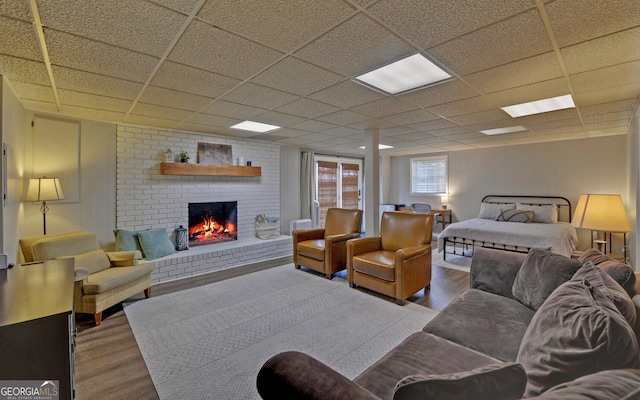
113;229;145;256
136;229;176;260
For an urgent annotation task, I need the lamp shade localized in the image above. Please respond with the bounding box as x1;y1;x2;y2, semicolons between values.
571;194;631;233
25;177;65;202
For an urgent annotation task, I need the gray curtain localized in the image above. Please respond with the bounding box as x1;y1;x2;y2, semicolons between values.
300;151;316;226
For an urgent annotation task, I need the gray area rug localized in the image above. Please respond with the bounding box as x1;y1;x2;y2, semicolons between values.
432;250;472;272
124;264;438;400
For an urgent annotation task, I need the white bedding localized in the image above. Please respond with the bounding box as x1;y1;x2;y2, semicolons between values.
437;218;578;257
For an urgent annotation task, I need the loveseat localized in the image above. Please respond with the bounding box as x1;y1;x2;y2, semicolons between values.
20;231;154;325
257;247;640;399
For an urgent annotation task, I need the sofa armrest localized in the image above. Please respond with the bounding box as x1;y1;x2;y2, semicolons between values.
106;250;142;267
257;351;381;400
397;244;431;261
74;267;89;282
348;237;382;257
325;232;361;245
470;248;526;299
293;229;325;243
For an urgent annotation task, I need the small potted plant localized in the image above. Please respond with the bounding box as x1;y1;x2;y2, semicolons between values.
179;150;190;163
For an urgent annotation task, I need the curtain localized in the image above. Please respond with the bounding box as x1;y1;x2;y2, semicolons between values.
300;151;316;226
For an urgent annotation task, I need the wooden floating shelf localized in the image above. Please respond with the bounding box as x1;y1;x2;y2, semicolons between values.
161;162;261;177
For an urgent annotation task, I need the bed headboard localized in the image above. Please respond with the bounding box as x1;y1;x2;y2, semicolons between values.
481;195;572;223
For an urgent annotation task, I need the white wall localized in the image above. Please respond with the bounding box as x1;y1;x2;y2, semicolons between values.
115;124;280;241
388;136;630;256
279;145;300;234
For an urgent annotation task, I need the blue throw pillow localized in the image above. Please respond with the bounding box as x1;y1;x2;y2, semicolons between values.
136;229;176;260
113;229;145;256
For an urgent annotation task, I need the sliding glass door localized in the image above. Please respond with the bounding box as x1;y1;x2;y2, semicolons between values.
315;156;362;227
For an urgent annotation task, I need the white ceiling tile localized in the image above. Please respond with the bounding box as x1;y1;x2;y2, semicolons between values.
221;83;298;110
574;82;640;107
316;110;371;126
124;114;180;129
21;99;59;113
60;105;125;122
0;1;33;21
52;66;144;100
139;85;213;111
37;0;187;57
276;98;340;119
201;100;266;120
0;55;50;85
291;119;337;132
0;16;42;61
151;61;242;98
197;0;355;52
309;80;385;108
185;113;238;128
350;98;417;118
10;81;55;103
295;13;415;77
252;57;345;96
252;111;306;127
168;20;284;80
383;110;439;125
398;79;479;108
148;0;200;14
58;89;131;112
131;103;193;121
580;99;639;117
175;121;219;134
571;60;640;95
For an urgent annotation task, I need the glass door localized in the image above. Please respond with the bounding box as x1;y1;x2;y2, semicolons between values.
315;156;362;227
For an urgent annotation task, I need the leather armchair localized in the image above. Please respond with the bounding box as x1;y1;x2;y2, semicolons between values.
293;208;363;279
347;211;433;305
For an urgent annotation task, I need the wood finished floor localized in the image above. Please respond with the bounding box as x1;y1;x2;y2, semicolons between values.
74;258;469;400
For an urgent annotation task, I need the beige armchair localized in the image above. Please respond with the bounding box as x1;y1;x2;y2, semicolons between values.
20;231;153;325
347;211;433;305
293;208;363;279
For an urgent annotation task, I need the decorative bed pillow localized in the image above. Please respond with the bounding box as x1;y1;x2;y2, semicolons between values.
516;203;558;223
393;362;526;400
478;203;515;220
113;228;145;256
517;262;640;397
136;229;176;260
512;248;581;310
496;209;534;223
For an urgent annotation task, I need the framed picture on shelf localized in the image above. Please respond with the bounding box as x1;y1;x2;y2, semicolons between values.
197;142;233;165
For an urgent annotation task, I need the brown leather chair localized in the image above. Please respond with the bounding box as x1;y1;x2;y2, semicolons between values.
293;208;363;279
347;211;433;305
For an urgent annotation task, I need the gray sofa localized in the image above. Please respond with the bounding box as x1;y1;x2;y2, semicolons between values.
257;247;640;400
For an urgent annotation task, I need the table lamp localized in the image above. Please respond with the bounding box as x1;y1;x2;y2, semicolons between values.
571;193;631;261
25;177;64;235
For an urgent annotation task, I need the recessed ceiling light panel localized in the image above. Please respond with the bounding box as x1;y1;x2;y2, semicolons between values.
230;120;280;133
359;144;394;150
480;126;527;135
355;54;452;95
501;94;575;118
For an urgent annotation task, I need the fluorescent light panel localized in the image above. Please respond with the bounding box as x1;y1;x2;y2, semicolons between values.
480;126;527;135
355;54;451;94
359;144;394;150
230;120;280;133
501;94;575;118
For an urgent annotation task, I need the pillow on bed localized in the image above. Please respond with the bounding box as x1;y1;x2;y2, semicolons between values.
496;209;534;223
516;203;558;223
479;203;515;220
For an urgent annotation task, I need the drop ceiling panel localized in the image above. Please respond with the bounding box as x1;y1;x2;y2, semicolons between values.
148;0;200;14
399;79;479;108
200;100;266;120
151;61;242;98
185;112;238;128
369;0;534;49
383;110;440;125
252;111;306;127
574;82;640;107
309;80;385;109
221;83;298;110
10;81;54;103
44;30;159;82
0;1;33;21
37;0;187;57
125;114;181;129
295;13;415;77
139;85;213;112
429;9;553;76
52;66;144;100
276;98;341;119
350;98;417;118
570;60;640;95
197;0;355;52
21;100;58;113
580;99;639;117
58;89;131;112
168;20;284;80
0;55;50;85
61;105;125;122
316;110;372;126
252;57;345;96
291;119;337;132
130;103;194;121
0;16;43;61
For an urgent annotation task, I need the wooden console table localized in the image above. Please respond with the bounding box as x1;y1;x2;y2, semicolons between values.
0;259;76;400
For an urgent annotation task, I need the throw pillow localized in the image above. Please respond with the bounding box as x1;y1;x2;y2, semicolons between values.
113;228;145;257
478;203;515;220
578;249;636;297
393;362;526;400
512;248;582;310
496;209;534;223
136;229;176;260
516;262;640;397
525;369;640;400
516;203;558;223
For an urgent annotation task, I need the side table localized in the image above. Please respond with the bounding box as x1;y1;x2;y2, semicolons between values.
431;209;452;230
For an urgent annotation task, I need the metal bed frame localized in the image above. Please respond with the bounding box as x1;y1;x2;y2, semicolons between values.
443;195;572;260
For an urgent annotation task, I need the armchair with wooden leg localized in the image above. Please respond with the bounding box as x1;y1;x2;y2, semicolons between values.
293;208;363;279
347;211;433;305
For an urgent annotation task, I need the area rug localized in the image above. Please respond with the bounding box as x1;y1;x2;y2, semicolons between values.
432;249;472;272
124;264;439;400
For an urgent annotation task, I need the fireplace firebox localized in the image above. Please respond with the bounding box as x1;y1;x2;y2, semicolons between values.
188;201;238;247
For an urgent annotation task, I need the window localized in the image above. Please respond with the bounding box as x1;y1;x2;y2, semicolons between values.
411;155;447;194
315;156;362;227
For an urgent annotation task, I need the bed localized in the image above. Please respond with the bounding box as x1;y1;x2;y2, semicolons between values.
437;195;578;259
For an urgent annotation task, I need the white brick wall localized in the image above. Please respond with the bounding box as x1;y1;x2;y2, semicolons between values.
116;124;289;282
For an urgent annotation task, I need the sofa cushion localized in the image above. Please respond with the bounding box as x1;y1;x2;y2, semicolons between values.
526;369;640;400
393;362;526;400
352;250;396;282
578;248;636;297
512;248;581;310
136;229;176;260
423;289;534;362
31;231;101;261
83;263;154;295
57;249;111;275
354;332;498;400
297;239;326;260
113;228;145;256
516;262;640;397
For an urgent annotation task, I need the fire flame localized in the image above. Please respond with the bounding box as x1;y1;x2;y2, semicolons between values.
189;215;237;243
